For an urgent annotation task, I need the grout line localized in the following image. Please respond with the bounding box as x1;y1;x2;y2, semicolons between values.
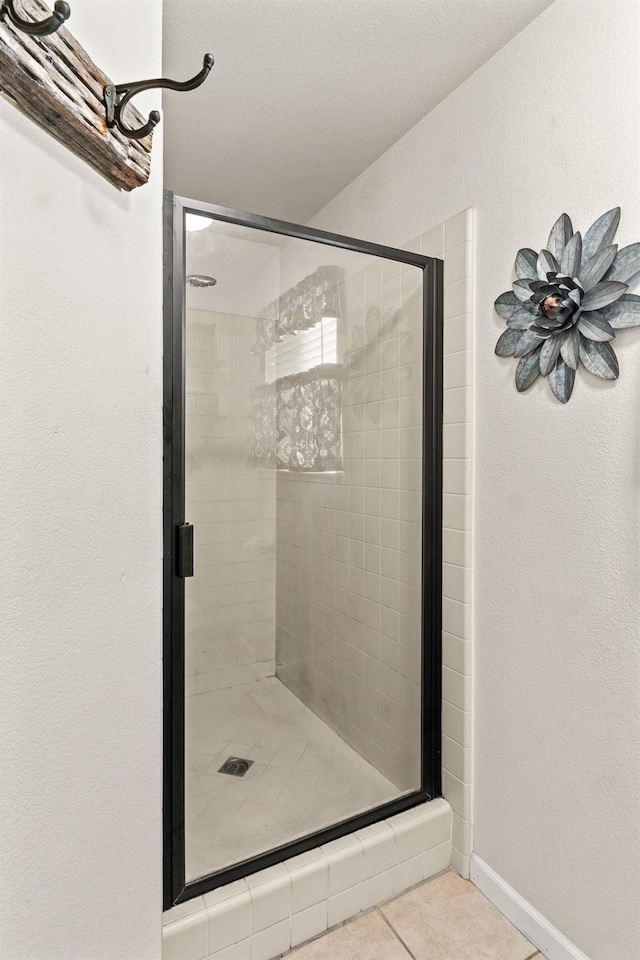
377;907;419;960
442;663;469;678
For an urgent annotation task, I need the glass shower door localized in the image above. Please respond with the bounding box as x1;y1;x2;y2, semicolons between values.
163;194;442;906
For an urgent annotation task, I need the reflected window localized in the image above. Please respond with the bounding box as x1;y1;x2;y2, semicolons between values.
264;316;337;382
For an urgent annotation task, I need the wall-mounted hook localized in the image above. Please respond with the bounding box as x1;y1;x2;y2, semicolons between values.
104;53;214;141
0;0;69;35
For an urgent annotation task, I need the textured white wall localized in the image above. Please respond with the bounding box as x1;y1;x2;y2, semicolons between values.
309;2;640;959
0;2;163;958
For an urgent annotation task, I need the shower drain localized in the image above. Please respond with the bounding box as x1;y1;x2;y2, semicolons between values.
218;756;254;777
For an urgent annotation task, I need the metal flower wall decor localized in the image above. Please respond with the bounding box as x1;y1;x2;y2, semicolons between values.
495;207;640;402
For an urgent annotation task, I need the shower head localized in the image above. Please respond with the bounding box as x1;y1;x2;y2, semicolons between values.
186;274;217;288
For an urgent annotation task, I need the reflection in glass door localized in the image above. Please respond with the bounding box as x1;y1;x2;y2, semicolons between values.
163;194;442;906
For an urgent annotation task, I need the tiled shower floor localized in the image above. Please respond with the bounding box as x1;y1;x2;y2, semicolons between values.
186;677;401;880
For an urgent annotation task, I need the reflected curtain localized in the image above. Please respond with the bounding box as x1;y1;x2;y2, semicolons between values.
249;265;344;473
249;363;342;472
251;265;343;355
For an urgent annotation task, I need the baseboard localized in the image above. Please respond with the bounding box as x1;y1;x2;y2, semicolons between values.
470;855;591;960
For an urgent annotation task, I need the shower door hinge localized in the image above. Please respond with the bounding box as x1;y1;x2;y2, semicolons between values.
176;523;194;578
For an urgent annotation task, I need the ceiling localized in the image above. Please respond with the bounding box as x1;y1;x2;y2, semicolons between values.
163;0;553;224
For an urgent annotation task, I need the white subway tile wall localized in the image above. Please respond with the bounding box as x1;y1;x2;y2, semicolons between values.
275;258;425;791
163;798;452;960
185;309;276;698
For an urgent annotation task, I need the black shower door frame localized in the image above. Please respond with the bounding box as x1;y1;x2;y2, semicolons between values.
163;191;443;909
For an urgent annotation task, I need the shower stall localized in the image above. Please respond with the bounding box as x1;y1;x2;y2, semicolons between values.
163;193;443;907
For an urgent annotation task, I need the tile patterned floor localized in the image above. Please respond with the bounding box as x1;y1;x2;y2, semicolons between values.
186;677;402;880
288;872;540;960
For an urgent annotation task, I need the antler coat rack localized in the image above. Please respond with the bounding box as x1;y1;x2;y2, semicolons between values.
0;0;213;190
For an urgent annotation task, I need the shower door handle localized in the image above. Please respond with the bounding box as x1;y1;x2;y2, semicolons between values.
176;523;194;577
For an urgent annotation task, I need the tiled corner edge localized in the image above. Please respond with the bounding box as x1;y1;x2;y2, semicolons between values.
162;798;451;959
443;208;473;878
412;209;474;879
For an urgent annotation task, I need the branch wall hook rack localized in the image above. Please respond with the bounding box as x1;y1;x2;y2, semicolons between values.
104;53;214;141
0;0;209;189
0;0;69;36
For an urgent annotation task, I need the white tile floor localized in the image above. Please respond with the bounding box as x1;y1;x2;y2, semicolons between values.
186;677;402;880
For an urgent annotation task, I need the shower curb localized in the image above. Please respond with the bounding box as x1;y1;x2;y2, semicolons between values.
163;797;451;960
